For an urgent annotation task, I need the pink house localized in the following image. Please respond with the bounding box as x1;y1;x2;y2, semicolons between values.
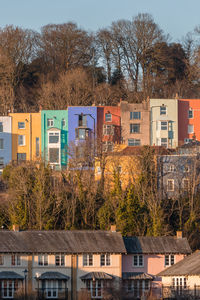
122;233;191;299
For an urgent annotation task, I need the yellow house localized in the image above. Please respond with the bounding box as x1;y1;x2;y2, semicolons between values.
9;113;41;162
95;145;141;190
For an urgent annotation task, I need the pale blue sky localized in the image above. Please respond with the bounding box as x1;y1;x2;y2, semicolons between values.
0;0;199;41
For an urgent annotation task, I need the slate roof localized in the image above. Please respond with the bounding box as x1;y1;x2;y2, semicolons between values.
0;230;126;254
123;236;191;255
37;272;69;280
158;250;200;276
122;272;154;280
0;271;24;279
80;272;113;280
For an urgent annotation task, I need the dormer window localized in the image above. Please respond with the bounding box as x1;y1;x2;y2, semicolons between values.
47;119;54;127
75;128;90;140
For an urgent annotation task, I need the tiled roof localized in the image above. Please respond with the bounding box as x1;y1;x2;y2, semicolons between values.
0;230;126;254
122;272;154;280
158;250;200;276
123;236;191;254
80;272;113;280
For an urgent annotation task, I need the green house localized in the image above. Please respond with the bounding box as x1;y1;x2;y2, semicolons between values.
41;110;68;170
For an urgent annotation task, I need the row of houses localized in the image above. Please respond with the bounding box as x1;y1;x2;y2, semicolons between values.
1;98;200;171
0;226;193;300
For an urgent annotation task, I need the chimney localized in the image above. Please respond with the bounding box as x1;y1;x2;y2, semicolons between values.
110;225;116;232
176;231;182;239
13;225;20;232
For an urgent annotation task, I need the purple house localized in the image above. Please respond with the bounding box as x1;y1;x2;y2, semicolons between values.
68;106;97;165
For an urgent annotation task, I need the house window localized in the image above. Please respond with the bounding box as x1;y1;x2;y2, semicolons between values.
128;139;141;146
168;165;175;172
165;255;175;266
83;254;93;266
172;277;187;290
61;119;66;127
55;255;65;266
17;153;26;161
188;124;194;134
130;112;141;120
86;280;103;299
127;280;150;295
18;122;25;129
18;135;25;146
48;132;60;144
105;113;112;122
161;121;168;130
97;167;101;174
0;255;4;265
38;254;48;266
182;179;189;190
0;139;4;149
100;254;111;266
0;157;3;170
46;280;58;298
11;255;21;266
36;137;40;157
102;141;113;152
75;128;90;140
49;148;60;164
188;109;193;119
78;114;87;127
130;124;140;134
160;106;166;115
47;119;54;127
161;138;168;148
1;280;15;298
167;179;174;191
133;255;143;267
0;122;3;132
103;125;114;135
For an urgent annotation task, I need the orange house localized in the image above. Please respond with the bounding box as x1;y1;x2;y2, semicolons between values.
178;99;200;145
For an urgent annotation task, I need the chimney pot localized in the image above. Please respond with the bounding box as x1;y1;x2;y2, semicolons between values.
13;225;20;232
176;231;182;238
110;225;116;232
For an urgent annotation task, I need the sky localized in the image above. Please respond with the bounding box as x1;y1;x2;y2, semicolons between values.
0;0;200;42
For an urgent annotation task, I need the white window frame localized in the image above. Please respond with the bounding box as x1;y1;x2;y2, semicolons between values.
0;122;3;132
105;113;112;122
18;122;25;129
132;255;144;267
47;119;54;127
172;277;187;289
103;124;114;136
102;141;113;152
55;254;65;266
1;280;15;298
48;131;60;165
130;124;140;134
188;124;194;134
128;139;141;146
161;121;168;131
0;138;4;150
83;254;93;266
100;254;111;266
130;111;141;120
46;280;58;299
38;254;48;266
11;255;21;266
167;179;174;192
168;165;175;172
165;254;175;267
160;106;167;115
18;135;25;146
188;108;193;119
86;280;103;299
161;138;168;148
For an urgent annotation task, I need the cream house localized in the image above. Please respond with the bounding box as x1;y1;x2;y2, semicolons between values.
158;250;200;299
0;227;126;300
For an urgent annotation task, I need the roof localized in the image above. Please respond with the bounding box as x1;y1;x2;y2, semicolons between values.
0;230;126;254
80;272;113;280
0;271;24;280
122;272;154;280
37;272;69;280
123;236;191;255
158;251;200;277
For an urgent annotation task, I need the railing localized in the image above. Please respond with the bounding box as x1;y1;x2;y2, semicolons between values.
162;285;200;299
36;288;68;300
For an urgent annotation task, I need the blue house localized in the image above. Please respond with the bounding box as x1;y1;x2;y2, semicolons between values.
68;106;97;165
